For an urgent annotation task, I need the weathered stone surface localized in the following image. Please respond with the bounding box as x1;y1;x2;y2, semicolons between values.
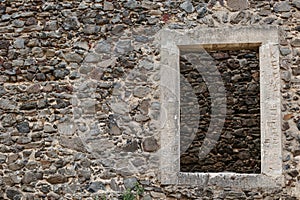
230;11;246;24
83;25;99;35
291;39;300;47
0;40;10;49
180;0;195;13
123;141;139;152
95;40;112;54
53;69;70;79
109;123;121;135
46;174;68;184
280;47;291;56
0;0;298;199
64;52;83;63
25;17;37;26
133;86;150;98
123;177;137;189
0;154;7;163
226;0;249;11
63;17;80;30
44;124;56;133
8;161;25;171
124;0;138;9
273;1;291;12
20;102;37;110
22;171;37;184
292;0;300;9
12;19;25;27
104;1;114;11
282;71;291;82
292;67;300;76
115;40;133;54
142;137;159;152
16;122;30;133
2;114;17;127
85;53;101;63
179;49;261;173
87;181;105;193
59;136;87;152
14;38;25;49
6;188;22;200
44;21;58;31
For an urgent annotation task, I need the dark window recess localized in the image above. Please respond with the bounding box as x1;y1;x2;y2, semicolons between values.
180;49;261;173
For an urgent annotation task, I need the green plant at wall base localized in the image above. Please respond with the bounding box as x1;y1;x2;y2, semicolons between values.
93;196;99;200
122;189;135;200
135;183;144;196
122;183;144;200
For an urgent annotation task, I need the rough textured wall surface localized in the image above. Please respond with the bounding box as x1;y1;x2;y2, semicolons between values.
180;49;261;173
0;0;299;199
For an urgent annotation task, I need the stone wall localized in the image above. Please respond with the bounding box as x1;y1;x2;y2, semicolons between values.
180;49;261;173
0;0;299;199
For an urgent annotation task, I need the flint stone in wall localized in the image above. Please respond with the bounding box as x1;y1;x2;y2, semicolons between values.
226;0;249;11
12;19;25;28
64;52;83;63
230;11;246;24
90;68;103;80
133;86;150;98
6;188;22;200
104;1;114;11
124;177;138;189
112;25;125;35
75;41;89;50
291;39;300;47
20;102;37;110
95;40;112;54
44;124;56;133
27;84;41;94
2;114;17;127
44;21;58;31
110;101;129;115
13;38;25;49
292;66;300;76
281;71;291;82
142;137;159;152
53;69;70;79
293;0;300;9
0;40;10;49
0;154;7;163
85;53;101;63
115;40;133;54
63;17;80;30
180;0;195;13
83;25;99;35
124;0;139;9
123;141;139;152
25;17;37;26
0;99;17;110
42;2;55;11
16;122;30;133
8;160;25;171
2;14;10;21
273;1;291;12
110;123;121;135
46;174;68;184
22;171;37;184
59;136;87;153
58;123;76;136
87;181;105;193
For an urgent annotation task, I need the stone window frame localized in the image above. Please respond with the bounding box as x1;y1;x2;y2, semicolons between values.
159;26;283;189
